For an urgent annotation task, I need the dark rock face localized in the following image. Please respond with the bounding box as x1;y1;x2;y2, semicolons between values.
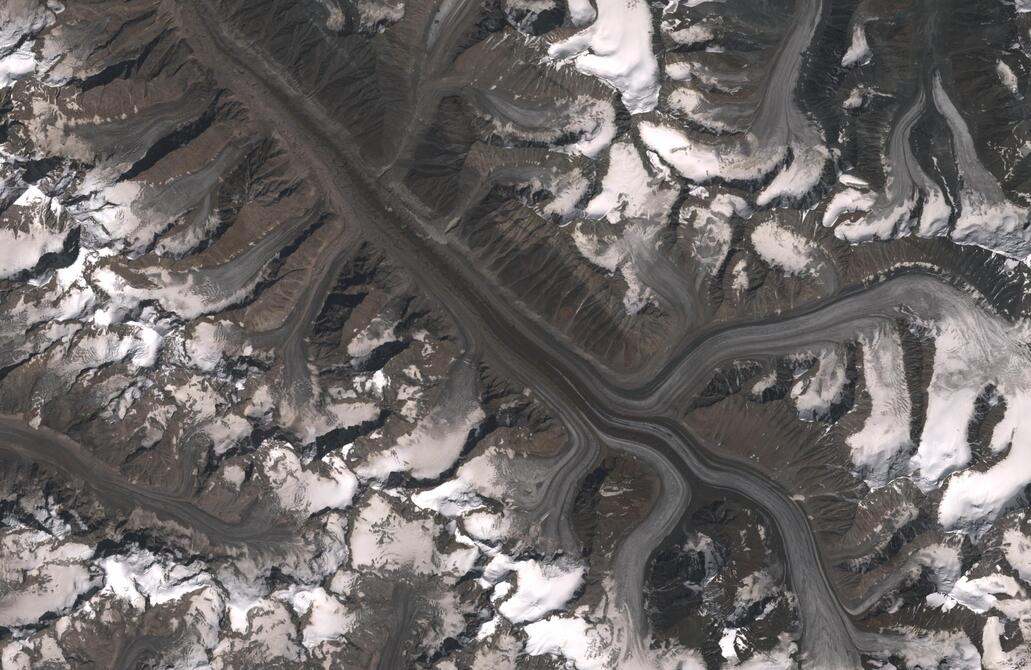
2;0;1031;667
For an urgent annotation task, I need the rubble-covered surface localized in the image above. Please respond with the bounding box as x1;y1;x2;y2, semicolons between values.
4;0;1031;668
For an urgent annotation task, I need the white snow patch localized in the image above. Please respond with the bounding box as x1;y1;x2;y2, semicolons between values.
791;347;848;421
359;398;484;480
93;264;258;321
848;325;912;489
750;220;819;277
523;616;606;670
1002;529;1031;584
523;577;706;670
918;184;952;238
733;634;799;669
283;399;380;446
566;0;596;24
182;322;227;372
841;23;871;67
223;464;246;490
884;287;1031;533
638;123;726;182
880;628;981;670
667;88;725;133
718;628;741;664
548;0;660;113
932;75;1031;262
843;86;866;109
349;493;477;577
101;551;215;610
584;141;676;223
926;573;1024;615
730;258;750;291
263;443;359;515
982;615;1031;669
349;494;437;574
996;60;1019;95
572;222;662;315
0;186;69;279
684;194;749;273
215;599;304;662
0;532;95;628
0;42;37;89
540;168;591;219
347;317;396;358
355;0;405;30
734;570;781;611
495;558;584;624
668;24;713;46
756;145;829;207
822;188;877;228
639;120;817;199
410;446;509;517
280;586;355;649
